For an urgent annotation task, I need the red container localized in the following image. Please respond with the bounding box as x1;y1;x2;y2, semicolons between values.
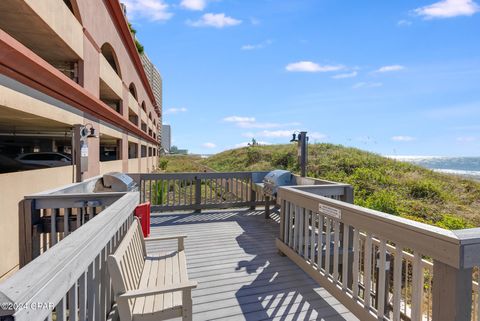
134;202;151;237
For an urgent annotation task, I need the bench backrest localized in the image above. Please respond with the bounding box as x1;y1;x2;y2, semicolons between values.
108;218;146;298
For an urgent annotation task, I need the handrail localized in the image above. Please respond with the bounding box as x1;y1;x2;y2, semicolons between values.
133;171;270;212
19;190;127;266
0;192;139;321
276;186;480;321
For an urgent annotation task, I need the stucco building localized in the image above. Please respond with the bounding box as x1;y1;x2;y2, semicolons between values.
0;0;161;279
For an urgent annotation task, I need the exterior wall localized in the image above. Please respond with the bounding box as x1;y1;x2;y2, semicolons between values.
25;0;84;58
99;159;123;174
0;166;74;280
0;0;161;278
128;158;139;173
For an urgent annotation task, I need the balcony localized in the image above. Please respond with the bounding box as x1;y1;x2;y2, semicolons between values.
99;55;123;105
0;0;83;80
1;171;479;321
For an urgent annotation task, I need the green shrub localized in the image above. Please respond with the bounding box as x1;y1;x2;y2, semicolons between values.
364;190;400;215
408;180;444;201
246;147;261;166
159;158;169;170
436;214;473;230
271;151;296;169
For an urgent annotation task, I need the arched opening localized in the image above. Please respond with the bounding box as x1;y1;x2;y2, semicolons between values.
63;0;82;23
101;43;121;77
148;112;152;121
141;102;146;112
129;83;137;100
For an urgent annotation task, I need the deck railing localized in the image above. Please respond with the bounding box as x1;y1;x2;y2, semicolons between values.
276;186;480;321
0;192;139;321
18;181;126;267
130;172;269;212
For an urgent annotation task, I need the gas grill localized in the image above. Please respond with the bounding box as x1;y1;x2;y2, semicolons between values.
262;169;295;198
93;172;137;192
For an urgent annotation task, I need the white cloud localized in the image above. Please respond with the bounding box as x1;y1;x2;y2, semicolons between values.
257;130;294;138
223;116;255;123
237;122;300;129
352;82;383;89
397;19;413;26
241;130;326;141
187;13;242;28
392;136;416;142
285;61;344;73
123;0;173;21
181;0;207;11
375;65;405;73
309;132;328;140
224;116;300;129
332;71;358;79
165;107;188;114
241;132;255;138
202;142;217;148
457;136;476;142
414;0;479;19
241;40;273;51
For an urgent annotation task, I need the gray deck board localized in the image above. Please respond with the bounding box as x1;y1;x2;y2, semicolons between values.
148;209;359;321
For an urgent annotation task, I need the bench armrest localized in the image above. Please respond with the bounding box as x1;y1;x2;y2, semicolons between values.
145;235;187;251
118;281;198;299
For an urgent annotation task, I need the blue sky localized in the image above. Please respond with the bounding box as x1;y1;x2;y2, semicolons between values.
124;0;480;156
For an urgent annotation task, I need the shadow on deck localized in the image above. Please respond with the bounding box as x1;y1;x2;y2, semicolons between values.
147;209;358;321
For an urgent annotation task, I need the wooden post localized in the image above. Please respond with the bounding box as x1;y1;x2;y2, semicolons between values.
432;260;472;321
194;177;201;213
19;199;41;267
249;188;256;210
264;196;271;219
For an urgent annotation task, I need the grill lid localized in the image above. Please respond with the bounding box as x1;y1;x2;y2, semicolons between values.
263;169;295;196
93;172;137;192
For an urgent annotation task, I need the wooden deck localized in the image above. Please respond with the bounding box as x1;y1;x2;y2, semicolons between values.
147;209;359;321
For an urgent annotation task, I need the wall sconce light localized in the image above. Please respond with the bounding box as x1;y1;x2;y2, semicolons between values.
80;123;98;138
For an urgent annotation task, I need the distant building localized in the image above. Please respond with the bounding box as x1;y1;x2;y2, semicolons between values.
140;53;162;144
162;125;171;153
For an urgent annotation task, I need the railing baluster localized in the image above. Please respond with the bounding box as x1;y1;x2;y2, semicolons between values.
317;214;324;272
284;201;290;243
325;218;331;276
352;228;360;299
342;223;349;290
79;271;87;321
69;281;78;321
364;233;373;309
393;244;403;321
293;206;298;251
411;252;424;321
333;220;340;282
299;207;304;255
310;211;315;265
149;179;152;204
304;209;309;259
51;209;57;246
288;204;294;247
64;208;70;237
377;239;387;318
56;296;66;321
477;272;480;321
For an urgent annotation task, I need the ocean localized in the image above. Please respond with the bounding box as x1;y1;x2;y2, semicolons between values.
388;156;480;181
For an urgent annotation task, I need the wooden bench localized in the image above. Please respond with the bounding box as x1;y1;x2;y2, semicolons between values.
108;218;197;321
